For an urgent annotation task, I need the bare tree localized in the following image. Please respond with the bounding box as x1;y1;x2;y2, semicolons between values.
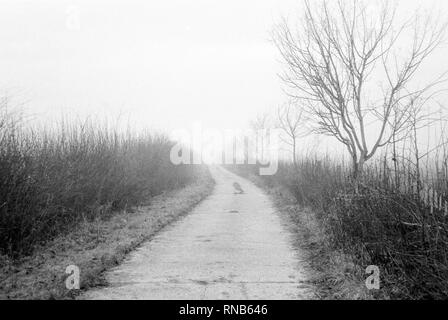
273;0;447;179
277;101;305;165
250;113;270;162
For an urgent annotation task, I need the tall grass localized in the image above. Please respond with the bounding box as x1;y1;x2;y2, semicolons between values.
0;107;198;257
230;147;448;299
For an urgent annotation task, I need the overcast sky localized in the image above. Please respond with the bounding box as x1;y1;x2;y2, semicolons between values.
1;0;448;137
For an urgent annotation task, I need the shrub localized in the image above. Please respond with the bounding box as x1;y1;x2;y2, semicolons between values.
229;154;448;299
0;109;198;257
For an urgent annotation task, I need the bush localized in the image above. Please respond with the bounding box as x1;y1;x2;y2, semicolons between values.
0;109;198;257
229;155;448;299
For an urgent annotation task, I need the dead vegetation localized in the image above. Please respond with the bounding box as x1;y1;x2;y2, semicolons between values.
229;146;448;299
0;104;201;258
0;170;213;299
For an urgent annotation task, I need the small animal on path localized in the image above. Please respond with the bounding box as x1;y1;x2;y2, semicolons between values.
233;182;244;194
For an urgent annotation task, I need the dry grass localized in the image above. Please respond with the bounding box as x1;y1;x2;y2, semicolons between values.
228;149;448;299
0;105;197;257
233;170;377;300
0;170;214;300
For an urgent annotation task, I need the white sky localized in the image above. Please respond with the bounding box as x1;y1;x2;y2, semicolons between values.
1;0;448;140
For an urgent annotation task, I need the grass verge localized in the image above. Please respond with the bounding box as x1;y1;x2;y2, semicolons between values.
0;169;214;300
232;170;384;300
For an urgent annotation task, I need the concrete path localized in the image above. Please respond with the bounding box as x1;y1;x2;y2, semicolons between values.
82;166;314;300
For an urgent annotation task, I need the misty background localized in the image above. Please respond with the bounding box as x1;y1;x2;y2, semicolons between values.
1;0;448;157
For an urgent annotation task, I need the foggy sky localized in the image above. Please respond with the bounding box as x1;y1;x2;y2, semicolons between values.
1;0;448;140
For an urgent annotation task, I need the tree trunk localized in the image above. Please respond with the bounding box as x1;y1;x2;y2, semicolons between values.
351;157;365;182
292;139;297;166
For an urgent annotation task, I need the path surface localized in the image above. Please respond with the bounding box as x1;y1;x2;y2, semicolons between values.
82;166;313;299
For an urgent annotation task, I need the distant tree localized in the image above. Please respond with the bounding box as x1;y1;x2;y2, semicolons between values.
277;101;305;165
273;0;447;179
250;113;271;162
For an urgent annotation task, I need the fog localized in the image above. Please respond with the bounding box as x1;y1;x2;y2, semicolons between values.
1;0;448;140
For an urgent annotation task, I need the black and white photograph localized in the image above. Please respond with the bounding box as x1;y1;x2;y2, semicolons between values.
1;0;448;306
